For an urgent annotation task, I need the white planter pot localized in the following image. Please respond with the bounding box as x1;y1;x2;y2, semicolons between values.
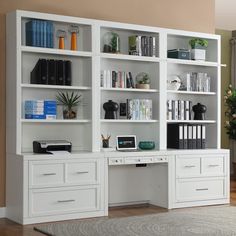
191;48;206;61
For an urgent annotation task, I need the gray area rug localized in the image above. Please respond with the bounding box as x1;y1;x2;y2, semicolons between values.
34;205;236;236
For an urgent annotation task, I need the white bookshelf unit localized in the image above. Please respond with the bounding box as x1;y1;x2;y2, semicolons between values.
6;10;229;224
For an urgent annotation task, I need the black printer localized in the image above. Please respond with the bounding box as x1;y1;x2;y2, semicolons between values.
33;140;72;154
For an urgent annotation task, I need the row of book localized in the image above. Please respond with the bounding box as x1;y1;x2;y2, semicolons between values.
126;99;152;120
25;100;57;120
167;100;192;120
167;124;206;149
128;35;156;57
101;70;135;88
31;59;72;85
26;20;54;48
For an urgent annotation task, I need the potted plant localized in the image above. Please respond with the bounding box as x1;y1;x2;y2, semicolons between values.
56;91;82;119
103;31;120;53
135;72;151;89
189;38;208;61
225;84;236;177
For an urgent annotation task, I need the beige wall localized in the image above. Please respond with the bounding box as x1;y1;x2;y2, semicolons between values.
0;0;215;207
215;29;231;149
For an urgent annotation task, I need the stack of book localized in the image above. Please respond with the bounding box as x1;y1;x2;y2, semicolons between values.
167;100;192;120
25;19;54;48
101;70;135;88
167;124;206;149
25;100;57;120
128;35;156;57
31;59;72;85
127;99;152;120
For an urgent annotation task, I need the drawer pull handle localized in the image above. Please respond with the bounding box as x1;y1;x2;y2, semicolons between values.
208;164;219;167
43;173;56;176
76;171;89;174
184;165;196;168
196;188;208;191
57;199;75;203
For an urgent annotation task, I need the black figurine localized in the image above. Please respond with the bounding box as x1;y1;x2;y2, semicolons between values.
192;103;207;120
103;100;119;119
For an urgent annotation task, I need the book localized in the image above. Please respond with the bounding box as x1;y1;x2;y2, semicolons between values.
183;124;188;149
188;125;193;149
192;125;197;149
196;125;202;149
48;60;57;85
201;125;206;149
128;72;135;88
57;60;65;85
65;60;72;86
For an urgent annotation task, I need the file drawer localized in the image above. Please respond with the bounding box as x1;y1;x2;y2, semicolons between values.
176;156;200;177
66;161;98;184
201;156;224;176
124;156;154;164
176;178;225;202
29;186;99;217
109;157;124;165
29;162;64;187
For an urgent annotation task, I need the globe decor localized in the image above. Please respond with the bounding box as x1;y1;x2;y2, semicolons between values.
224;84;236;139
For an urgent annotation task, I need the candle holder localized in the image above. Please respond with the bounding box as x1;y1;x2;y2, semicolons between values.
69;25;79;51
56;29;67;49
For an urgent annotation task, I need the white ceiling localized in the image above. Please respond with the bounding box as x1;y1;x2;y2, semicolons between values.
215;0;236;30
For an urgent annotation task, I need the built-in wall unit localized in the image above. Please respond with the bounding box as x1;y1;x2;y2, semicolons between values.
6;10;230;224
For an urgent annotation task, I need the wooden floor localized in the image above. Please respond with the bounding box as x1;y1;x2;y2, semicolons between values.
1;180;236;236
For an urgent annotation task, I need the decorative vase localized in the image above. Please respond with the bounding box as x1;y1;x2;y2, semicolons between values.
136;84;150;89
63;108;77;119
192;103;207;120
103;31;120;53
103;100;119;119
135;72;151;89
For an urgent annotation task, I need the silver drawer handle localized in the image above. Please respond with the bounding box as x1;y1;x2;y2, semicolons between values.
43;173;56;176
57;199;75;203
76;171;89;174
196;188;208;191
184;165;196;168
208;164;219;167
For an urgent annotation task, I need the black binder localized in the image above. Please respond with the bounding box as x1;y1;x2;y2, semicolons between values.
196;125;202;149
183;124;188;149
65;60;72;86
40;59;48;84
167;124;184;149
30;59;42;84
201;125;206;149
188;125;193;149
57;60;65;85
192;125;197;149
48;59;57;85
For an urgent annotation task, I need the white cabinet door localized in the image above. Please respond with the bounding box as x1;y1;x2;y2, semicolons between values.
201;156;225;176
29;186;100;217
176;178;225;202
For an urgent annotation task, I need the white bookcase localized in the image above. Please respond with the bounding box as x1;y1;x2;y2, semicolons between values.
6;10;229;225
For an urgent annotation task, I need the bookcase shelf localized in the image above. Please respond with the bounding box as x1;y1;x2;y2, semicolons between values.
167;90;216;95
21;84;92;91
100;88;158;93
21;119;91;123
21;46;92;57
100;53;160;62
167;120;216;124
166;58;219;67
100;119;158;123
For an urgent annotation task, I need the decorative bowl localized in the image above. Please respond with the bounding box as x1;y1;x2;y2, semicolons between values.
138;141;155;150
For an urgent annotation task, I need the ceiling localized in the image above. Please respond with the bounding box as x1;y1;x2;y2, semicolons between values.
215;0;236;30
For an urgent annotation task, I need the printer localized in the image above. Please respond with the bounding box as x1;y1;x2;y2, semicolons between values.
33;140;72;154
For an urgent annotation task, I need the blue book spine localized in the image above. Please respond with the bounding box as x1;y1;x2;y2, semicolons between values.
43;21;47;47
40;20;44;47
36;20;40;47
50;22;54;48
25;114;45;119
46;21;50;48
26;20;37;46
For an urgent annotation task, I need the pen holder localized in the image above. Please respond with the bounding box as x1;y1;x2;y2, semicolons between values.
102;139;109;148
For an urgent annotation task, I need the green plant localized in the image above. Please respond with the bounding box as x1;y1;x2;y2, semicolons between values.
136;72;151;84
224;85;236;140
189;38;208;49
56;92;82;110
110;32;120;53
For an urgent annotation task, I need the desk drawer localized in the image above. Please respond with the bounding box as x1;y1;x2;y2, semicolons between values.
202;156;224;176
176;156;200;177
109;158;124;165
29;162;64;187
124;156;153;164
29;186;99;217
176;178;225;202
66;161;98;184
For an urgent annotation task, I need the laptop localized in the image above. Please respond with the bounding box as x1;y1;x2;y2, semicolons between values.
116;135;140;152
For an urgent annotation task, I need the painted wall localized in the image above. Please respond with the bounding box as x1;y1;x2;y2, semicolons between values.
215;29;231;149
0;0;215;207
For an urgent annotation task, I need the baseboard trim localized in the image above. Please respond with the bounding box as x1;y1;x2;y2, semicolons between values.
0;207;6;218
